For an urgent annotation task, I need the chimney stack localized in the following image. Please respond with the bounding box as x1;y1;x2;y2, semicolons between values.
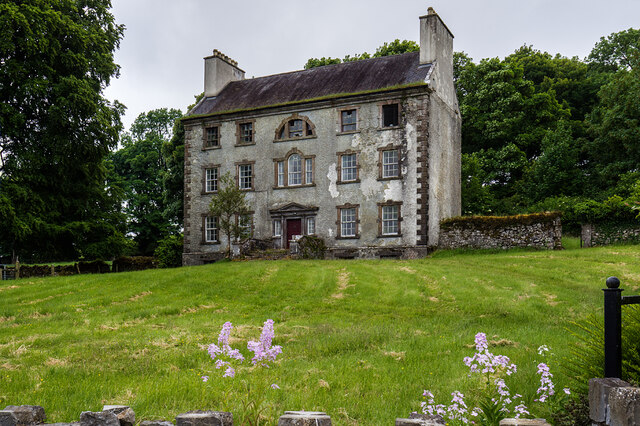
203;50;245;98
419;7;454;65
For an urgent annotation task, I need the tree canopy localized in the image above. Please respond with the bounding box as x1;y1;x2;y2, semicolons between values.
0;0;126;261
304;39;419;69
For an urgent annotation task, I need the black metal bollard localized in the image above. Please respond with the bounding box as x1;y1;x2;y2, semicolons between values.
603;276;640;378
603;276;623;378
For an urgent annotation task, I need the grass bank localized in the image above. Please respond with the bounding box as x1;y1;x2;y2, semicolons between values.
1;244;639;424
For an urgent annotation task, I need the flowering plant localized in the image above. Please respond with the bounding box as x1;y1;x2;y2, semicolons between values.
201;319;283;425
420;332;568;425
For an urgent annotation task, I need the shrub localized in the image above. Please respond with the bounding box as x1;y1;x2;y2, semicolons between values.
154;234;183;268
112;256;156;272
77;260;110;274
297;235;326;259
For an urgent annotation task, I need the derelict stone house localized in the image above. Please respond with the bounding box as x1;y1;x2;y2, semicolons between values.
182;8;461;265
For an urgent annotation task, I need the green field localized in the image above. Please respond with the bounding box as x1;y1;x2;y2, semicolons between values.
1;243;639;425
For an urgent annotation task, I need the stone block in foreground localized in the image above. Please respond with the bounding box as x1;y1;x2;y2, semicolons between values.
80;411;119;426
278;411;331;426
101;406;134;426
175;411;232;426
608;386;640;426
3;406;46;425
589;377;632;423
140;421;174;426
499;419;551;425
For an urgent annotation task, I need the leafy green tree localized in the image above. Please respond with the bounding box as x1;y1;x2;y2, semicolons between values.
588;28;640;72
520;122;585;203
0;0;126;261
585;67;640;190
304;39;418;69
110;108;183;255
373;39;419;57
209;174;251;259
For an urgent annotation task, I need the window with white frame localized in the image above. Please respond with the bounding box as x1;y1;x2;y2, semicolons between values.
382;205;399;235
382;149;399;178
205;216;219;242
305;158;313;184
341;153;358;182
273;220;282;236
238;163;253;190
205;167;218;192
273;151;314;187
277;161;285;187
340;207;357;237
306;217;316;235
288;154;302;185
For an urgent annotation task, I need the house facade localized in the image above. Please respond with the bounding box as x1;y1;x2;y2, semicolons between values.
182;8;461;265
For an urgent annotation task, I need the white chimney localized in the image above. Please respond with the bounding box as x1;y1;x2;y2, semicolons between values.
203;50;245;98
419;8;454;65
419;8;456;108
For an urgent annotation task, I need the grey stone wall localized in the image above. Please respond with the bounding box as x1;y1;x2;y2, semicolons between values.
581;223;640;248
438;214;562;250
589;378;640;425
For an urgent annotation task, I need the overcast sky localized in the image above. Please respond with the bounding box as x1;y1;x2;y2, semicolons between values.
103;0;640;131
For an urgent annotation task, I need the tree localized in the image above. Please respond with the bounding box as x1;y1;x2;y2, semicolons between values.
110;108;183;255
588;28;640;72
304;39;418;69
0;0;126;261
209;174;250;258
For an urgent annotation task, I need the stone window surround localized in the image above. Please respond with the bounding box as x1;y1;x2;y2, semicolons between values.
273;148;315;189
202;122;222;150
378;99;402;129
274;113;317;142
235;160;256;191
377;200;403;237
336;203;360;239
201;214;220;245
377;144;402;180
336;149;360;184
235;119;256;146
201;163;221;194
336;106;360;135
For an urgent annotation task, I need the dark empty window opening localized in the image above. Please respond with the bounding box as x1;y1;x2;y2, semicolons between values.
382;104;399;127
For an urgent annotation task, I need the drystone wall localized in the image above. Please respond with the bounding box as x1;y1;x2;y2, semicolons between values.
581;223;640;247
438;213;562;250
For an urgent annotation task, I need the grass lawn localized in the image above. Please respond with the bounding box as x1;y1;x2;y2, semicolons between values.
1;243;639;425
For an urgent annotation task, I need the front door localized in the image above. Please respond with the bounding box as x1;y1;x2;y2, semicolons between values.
286;219;302;248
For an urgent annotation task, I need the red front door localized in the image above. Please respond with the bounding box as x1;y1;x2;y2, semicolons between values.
286;219;302;248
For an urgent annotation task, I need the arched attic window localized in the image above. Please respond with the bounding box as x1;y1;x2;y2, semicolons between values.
275;114;316;141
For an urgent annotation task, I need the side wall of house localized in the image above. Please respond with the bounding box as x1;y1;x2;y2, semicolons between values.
183;90;434;265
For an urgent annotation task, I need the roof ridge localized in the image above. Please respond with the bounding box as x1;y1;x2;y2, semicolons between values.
226;51;420;86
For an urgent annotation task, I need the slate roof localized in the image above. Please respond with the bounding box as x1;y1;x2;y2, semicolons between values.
189;51;431;117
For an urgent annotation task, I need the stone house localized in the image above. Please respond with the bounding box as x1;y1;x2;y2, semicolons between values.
182;8;461;265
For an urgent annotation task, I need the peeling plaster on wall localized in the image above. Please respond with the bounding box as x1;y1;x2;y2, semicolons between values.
327;228;334;238
359;176;379;199
405;123;416;151
327;163;339;198
383;180;403;201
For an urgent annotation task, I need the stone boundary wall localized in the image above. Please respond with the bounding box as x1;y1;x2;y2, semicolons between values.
2;257;157;280
589;377;640;425
438;213;562;250
581;223;640;248
0;404;552;426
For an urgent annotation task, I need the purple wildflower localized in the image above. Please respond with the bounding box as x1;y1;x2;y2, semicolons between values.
201;375;209;382
247;319;283;366
271;383;280;390
223;366;235;378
